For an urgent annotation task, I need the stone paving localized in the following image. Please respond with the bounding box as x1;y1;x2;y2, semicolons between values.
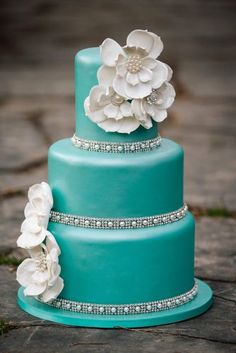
0;0;236;352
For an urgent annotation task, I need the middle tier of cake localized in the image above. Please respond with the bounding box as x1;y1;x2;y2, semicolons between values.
48;138;183;218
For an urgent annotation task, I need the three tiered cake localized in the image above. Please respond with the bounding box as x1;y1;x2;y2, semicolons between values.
16;30;212;328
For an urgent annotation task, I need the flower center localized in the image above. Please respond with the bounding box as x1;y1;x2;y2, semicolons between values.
36;252;48;272
111;93;124;106
146;89;164;105
126;54;142;74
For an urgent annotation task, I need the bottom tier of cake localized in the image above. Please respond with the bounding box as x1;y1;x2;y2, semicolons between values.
50;212;196;304
17;212;213;327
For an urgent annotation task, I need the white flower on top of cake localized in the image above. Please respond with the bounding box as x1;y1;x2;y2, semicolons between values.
17;182;53;249
99;29;169;99
84;85;143;133
16;233;64;303
84;29;175;134
131;69;176;124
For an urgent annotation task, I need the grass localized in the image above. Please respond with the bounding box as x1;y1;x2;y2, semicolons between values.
0;256;22;267
190;206;235;218
205;208;233;217
0;320;10;335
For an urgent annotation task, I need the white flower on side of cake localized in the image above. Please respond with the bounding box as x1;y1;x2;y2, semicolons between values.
16;182;64;302
100;29;168;99
17;182;53;249
84;29;175;134
16;233;64;302
84;85;143;133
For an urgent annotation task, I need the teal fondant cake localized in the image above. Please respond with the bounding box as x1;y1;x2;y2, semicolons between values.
16;30;212;328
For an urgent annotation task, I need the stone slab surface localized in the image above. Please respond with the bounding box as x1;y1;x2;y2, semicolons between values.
195;218;236;282
0;269;235;353
160;100;236;211
0;112;48;171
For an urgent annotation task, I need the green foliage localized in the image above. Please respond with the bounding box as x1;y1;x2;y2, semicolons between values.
0;320;10;335
0;256;22;266
206;208;232;218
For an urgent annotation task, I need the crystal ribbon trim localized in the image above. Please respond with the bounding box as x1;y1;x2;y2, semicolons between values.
41;280;198;315
49;204;188;229
71;134;161;153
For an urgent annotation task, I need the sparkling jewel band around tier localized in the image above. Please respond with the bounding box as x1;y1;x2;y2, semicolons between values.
41;281;198;316
49;204;188;229
71;134;161;153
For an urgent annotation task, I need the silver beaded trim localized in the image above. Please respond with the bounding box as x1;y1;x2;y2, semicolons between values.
42;281;198;316
49;204;188;229
71;134;161;153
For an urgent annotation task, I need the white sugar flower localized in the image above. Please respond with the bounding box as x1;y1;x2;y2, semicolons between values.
131;81;176;124
16;233;64;303
84;85;142;133
17;182;53;249
25;182;53;228
99;29;169;99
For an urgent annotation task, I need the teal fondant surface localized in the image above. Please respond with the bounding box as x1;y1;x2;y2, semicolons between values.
48;212;195;304
75;48;158;142
48;138;183;217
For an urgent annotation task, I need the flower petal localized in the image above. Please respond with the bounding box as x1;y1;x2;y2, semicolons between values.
138;67;152;83
41;182;53;207
131;99;153;129
46;232;61;256
117;117;140;134
103;103;119;118
147;105;168;122
142;57;157;69
131;99;147;121
113;75;129;98
24;281;47;296
89;110;107;123
47;263;61;286
28;182;53;210
40;277;64;303
28;246;43;259
120;101;132;117
127;29;163;58
98;119;122;132
126;72;139;86
24;202;36;218
151;60;168;89
100;38;125;67
16;258;37;287
17;229;46;249
88;85;107;110
125;81;152;99
32;269;50;284
140;115;153;129
97;65;116;88
116;62;127;77
165;64;173;81
21;216;41;234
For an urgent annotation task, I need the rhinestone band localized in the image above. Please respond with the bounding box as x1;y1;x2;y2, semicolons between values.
49;204;188;229
71;134;161;153
41;281;198;316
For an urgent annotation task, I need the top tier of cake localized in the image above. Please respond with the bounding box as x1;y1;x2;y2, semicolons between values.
75;48;158;142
